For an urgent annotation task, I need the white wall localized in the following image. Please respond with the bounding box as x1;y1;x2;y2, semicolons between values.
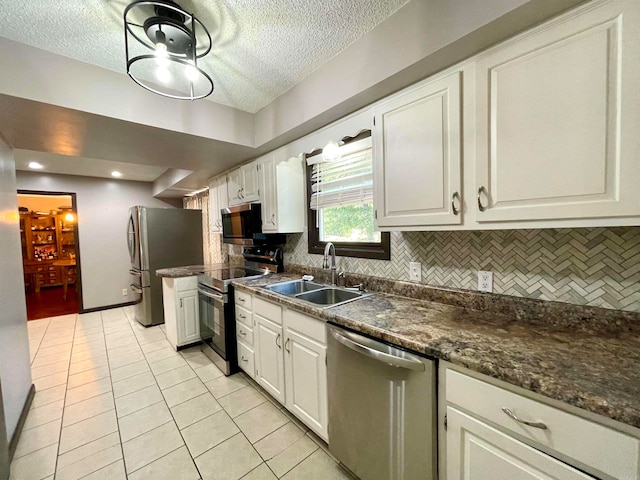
0;138;32;441
15;171;180;310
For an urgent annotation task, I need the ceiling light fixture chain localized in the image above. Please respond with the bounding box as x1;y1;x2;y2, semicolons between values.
123;0;214;100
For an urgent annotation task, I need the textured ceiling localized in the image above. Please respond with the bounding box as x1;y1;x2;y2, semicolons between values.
0;0;409;113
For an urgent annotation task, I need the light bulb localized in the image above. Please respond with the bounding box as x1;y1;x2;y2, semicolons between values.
156;67;171;83
64;213;75;223
185;64;199;81
154;46;170;68
322;141;341;162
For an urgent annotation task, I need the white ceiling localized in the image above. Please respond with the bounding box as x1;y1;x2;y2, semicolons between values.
0;0;408;114
13;150;168;183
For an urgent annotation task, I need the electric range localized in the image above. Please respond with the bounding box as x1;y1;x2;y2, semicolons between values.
197;246;283;375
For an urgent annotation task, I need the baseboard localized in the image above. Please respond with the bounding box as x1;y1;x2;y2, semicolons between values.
80;300;136;314
8;384;35;461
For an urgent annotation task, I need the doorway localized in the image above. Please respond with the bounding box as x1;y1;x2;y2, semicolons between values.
18;191;83;320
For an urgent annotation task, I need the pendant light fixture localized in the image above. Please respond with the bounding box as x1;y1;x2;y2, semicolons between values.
123;0;214;100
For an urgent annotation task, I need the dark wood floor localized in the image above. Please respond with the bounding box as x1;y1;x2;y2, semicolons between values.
25;285;79;320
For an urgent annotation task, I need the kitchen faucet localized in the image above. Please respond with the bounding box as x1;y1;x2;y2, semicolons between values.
323;242;337;285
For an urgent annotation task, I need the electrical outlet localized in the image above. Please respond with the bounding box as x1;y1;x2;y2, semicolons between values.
409;262;422;282
122;288;128;296
478;271;493;293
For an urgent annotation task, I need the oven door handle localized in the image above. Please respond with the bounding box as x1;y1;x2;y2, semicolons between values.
198;287;224;301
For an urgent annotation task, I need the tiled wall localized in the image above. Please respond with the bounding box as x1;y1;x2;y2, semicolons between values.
284;226;640;313
186;190;640;312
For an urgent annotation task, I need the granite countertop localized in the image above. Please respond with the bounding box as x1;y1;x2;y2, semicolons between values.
156;264;228;278
233;273;640;431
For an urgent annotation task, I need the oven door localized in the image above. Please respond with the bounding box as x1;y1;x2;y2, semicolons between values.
198;284;228;360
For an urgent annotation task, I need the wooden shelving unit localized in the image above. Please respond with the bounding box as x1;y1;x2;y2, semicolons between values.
21;211;78;292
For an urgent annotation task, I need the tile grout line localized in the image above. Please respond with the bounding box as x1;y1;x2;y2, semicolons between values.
118;313;204;479
101;308;132;480
50;313;79;480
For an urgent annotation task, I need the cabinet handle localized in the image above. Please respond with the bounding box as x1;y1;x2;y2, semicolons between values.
276;333;282;349
451;191;461;216
284;338;290;353
502;408;548;430
270;213;275;225
238;297;246;303
477;186;488;212
239;330;246;337
180;298;183;308
239;313;246;319
241;356;248;362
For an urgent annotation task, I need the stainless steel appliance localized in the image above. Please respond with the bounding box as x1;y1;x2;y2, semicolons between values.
222;203;262;245
327;324;437;480
198;246;283;375
127;206;203;326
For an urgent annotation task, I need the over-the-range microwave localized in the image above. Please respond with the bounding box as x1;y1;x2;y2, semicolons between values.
222;203;262;245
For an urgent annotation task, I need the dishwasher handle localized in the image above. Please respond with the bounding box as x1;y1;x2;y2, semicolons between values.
329;328;425;371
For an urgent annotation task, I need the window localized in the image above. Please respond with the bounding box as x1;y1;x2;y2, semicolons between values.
307;131;390;260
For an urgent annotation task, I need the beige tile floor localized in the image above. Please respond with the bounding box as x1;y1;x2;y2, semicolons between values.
10;307;353;480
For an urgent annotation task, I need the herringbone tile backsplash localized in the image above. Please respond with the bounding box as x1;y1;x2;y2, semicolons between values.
186;192;640;312
284;227;640;312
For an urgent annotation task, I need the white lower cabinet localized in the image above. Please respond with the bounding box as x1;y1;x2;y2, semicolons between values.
443;366;640;480
234;291;328;441
283;310;328;440
162;276;200;350
446;407;592;480
255;312;286;403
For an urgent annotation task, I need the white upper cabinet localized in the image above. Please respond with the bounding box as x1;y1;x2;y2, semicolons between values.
208;174;228;233
228;161;259;206
474;0;640;223
257;150;304;233
373;70;463;229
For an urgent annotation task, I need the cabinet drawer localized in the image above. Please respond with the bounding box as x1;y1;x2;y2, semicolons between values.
235;305;252;328
284;309;326;344
253;297;282;325
48;266;56;272
235;290;252;309
175;276;197;292
237;341;255;379
446;369;640;480
236;321;253;346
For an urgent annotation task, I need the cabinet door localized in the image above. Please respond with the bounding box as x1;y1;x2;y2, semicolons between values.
284;327;328;441
255;314;285;403
242;162;260;203
446;407;592;480
475;1;640;222
177;290;199;345
217;174;229;211
374;70;462;228
208;177;222;233
258;156;278;232
227;169;242;206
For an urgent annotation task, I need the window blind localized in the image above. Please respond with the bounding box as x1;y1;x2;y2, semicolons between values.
309;137;373;211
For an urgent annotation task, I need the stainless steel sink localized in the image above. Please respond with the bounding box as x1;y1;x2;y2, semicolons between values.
296;287;365;306
265;280;325;296
265;280;371;308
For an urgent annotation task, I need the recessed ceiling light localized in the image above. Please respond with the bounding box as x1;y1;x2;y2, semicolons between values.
111;171;122;178
28;162;44;169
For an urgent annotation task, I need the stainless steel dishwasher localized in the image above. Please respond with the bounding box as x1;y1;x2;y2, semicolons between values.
327;323;436;480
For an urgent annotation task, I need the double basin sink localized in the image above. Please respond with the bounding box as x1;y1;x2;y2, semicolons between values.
265;279;371;308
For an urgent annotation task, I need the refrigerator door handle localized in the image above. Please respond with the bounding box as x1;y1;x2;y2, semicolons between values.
130;284;143;294
127;215;136;263
129;269;141;276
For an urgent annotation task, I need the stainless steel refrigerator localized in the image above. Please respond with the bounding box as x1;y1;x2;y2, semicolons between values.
127;206;203;326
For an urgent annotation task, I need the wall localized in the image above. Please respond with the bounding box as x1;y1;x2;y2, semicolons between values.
284;227;640;312
0;138;32;441
15;171;181;310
